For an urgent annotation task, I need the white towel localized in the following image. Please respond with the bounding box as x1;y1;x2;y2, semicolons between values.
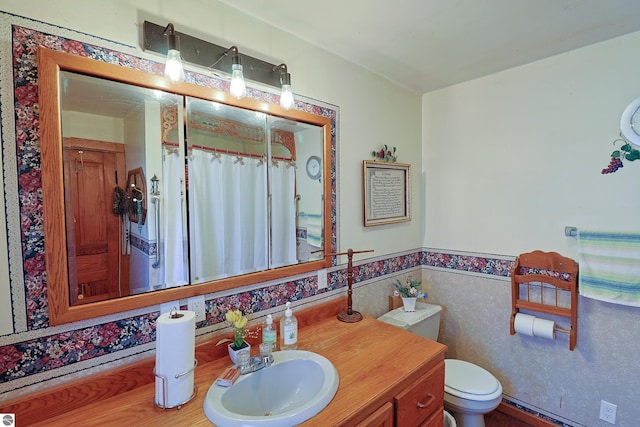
306;214;322;248
578;230;640;306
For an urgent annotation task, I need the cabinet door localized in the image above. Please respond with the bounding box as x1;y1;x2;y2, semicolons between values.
355;401;394;427
419;407;444;427
395;363;445;427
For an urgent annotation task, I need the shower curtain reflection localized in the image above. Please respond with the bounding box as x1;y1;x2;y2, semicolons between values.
160;145;188;287
188;149;269;283
270;160;297;268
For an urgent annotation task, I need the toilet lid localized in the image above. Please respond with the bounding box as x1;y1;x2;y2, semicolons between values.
444;359;501;400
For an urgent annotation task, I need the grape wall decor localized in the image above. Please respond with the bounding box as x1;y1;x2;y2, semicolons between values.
601;137;640;174
605;97;640;174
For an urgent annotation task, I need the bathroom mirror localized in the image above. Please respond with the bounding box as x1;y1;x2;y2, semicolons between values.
39;48;332;325
186;98;325;284
59;70;189;306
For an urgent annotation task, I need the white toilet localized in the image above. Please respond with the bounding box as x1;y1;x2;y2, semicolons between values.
378;302;502;427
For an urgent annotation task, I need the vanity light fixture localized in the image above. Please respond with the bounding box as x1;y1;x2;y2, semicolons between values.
143;21;294;108
274;64;294;110
218;46;246;99
163;23;184;83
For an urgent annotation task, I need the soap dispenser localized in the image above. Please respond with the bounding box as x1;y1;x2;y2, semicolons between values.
280;302;298;350
262;314;277;350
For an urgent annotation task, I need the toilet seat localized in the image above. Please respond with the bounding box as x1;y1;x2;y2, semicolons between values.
444;359;502;401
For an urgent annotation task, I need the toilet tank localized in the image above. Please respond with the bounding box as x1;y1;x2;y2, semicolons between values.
377;302;442;341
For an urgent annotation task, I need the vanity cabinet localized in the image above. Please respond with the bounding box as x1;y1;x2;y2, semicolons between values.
1;299;446;427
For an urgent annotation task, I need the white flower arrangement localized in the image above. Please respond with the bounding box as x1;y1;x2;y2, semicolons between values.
392;277;427;299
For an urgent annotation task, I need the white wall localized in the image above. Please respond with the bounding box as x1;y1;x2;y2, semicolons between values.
62;111;125;142
422;30;640;426
423;30;640;257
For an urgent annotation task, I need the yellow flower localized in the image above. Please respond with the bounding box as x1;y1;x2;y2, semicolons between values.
225;309;242;325
225;309;248;329
218;309;250;349
234;315;248;329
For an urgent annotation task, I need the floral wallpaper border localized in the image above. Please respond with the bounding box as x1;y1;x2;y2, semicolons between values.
4;248;570;424
130;234;155;257
0;248;515;385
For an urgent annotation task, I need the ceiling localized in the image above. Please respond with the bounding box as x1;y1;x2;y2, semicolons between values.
219;0;640;93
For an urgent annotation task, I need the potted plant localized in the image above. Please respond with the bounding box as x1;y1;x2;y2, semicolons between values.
392;277;427;312
217;309;251;364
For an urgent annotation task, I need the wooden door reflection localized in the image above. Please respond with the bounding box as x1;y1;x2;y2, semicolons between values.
63;138;129;304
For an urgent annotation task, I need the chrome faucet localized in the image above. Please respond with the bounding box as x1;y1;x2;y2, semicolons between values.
239;354;274;375
238;343;274;375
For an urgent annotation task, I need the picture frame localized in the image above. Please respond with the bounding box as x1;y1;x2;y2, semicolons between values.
362;160;411;226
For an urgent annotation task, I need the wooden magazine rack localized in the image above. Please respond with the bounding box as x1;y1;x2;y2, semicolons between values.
510;250;579;350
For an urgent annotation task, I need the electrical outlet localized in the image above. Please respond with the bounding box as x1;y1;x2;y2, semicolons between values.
317;268;328;290
187;295;206;323
599;400;617;424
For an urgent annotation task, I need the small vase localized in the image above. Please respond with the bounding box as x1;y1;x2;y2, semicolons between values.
228;342;250;365
402;297;417;312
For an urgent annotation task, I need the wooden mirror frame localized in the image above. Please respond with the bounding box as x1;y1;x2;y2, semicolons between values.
39;48;333;325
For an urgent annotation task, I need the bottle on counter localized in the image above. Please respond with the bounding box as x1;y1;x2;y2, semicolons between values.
262;314;277;350
279;302;298;350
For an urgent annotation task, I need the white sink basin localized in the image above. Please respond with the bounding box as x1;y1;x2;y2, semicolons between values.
204;350;339;427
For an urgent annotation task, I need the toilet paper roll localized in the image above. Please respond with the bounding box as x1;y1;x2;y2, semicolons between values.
513;313;535;337
155;309;196;408
532;317;556;340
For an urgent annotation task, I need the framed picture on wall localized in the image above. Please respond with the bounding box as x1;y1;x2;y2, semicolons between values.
362;161;411;226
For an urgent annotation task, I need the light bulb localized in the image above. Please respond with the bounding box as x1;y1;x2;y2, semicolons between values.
164;49;184;83
230;63;246;99
280;84;294;110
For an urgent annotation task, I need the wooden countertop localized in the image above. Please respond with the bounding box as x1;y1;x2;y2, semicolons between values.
3;300;446;426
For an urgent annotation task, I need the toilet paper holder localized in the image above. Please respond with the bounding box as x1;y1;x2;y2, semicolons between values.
513;312;571;337
510;250;579;350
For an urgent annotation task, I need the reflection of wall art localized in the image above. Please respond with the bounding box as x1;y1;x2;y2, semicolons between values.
161;104;179;143
127;167;147;225
188;110;296;160
363;161;411;227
